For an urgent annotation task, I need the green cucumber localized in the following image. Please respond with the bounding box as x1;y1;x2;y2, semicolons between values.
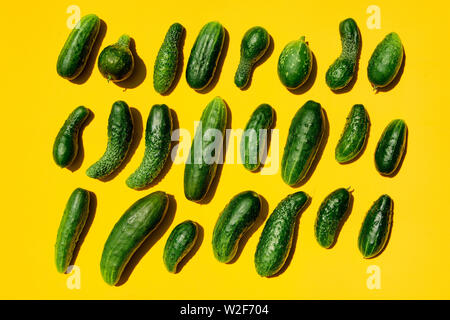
153;23;184;94
212;191;261;263
234;26;270;89
55;188;91;273
186;21;225;90
367;32;404;90
254;191;309;277
326;18;361;90
277;36;313;89
314;188;351;248
98;34;134;82
281;100;325;186
358;195;393;258
86;101;134;179
335;104;369;163
126;104;172;189
100;191;169;285
375;119;407;175
56;14;101;80
53;106;90;168
163;220;199;273
184;97;227;202
240;104;274;171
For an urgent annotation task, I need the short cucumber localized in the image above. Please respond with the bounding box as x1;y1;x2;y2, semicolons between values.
374;119;407;175
212;191;261;263
98;34;135;82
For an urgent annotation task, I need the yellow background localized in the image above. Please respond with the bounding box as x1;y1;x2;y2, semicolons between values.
1;0;449;299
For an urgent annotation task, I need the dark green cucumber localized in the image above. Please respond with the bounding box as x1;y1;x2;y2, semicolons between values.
153;23;184;94
212;191;261;263
281;100;325;186
163;220;199;273
367;32;404;89
314;188;351;248
358;195;393;258
375;119;407;175
100;191;169;285
98;34;134;82
186;21;225;90
184;97;227;202
277;36;313;89
335;104;369;163
234;26;270;89
326;18;361;90
55;188;91;273
240;104;274;171
86;101;134;179
254;191;309;277
57;14;101;80
126;104;172;189
53;106;90;168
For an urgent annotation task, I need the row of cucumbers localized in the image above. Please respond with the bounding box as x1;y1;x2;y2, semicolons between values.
57;14;404;92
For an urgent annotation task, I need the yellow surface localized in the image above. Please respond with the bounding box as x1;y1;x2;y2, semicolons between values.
1;0;449;299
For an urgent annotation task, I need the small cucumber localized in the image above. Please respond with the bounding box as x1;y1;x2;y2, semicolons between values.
163;220;199;273
326;18;361;90
86;101;134;179
358;195;393;258
212;191;261;263
314;188;351;248
55;188;91;273
335;104;369;163
53;106;90;168
240;104;274;171
126;104;172;189
255;191;309;277
234;26;270;89
375;119;407;175
100;191;169;285
98;34;135;82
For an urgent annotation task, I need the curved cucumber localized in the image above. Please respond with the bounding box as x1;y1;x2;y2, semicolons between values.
375;119;407;175
86;101;134;179
100;191;169;285
277;36;312;89
126;104;172;189
212;191;261;263
98;34;134;82
53;106;90;168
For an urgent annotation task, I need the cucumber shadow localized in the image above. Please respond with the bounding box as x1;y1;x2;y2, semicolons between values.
116;38;147;89
379;128;408;178
174;223;204;273
67;109;95;172
160;27;186;96
253;108;277;173
287;51;317;95
325;192;354;250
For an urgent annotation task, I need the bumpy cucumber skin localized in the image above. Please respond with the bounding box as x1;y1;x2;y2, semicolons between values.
240;104;274;171
184;97;227;202
186;21;225;90
326;18;361;90
277;36;312;89
314;188;351;248
212;191;261;263
163;220;199;273
57;14;101;80
55;188;91;273
234;26;270;89
358;195;393;258
367;32;404;89
86;101;134;179
335;104;369;163
53;106;90;168
281;100;325;186
100;191;169;285
98;35;134;82
153;23;184;94
375;119;407;175
126;105;172;189
255;191;309;277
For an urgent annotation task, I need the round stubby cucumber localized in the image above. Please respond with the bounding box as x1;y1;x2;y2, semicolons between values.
55;188;91;273
254;191;309;277
358;195;393;258
163;220;199;273
86;101;134;179
374;119;407;175
53;106;90;168
100;191;169;285
98;34;135;82
212;191;261;263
